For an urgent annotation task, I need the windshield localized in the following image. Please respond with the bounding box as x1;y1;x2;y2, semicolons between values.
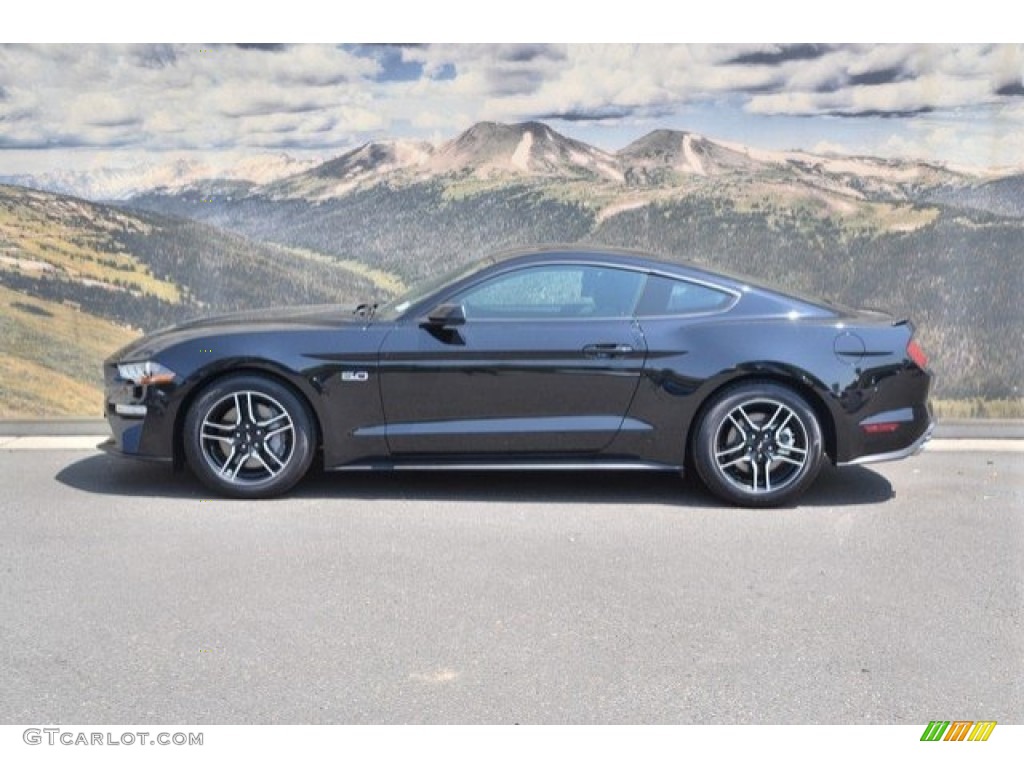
374;256;494;320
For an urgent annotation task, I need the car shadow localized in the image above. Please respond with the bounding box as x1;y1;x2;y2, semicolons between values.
55;454;893;509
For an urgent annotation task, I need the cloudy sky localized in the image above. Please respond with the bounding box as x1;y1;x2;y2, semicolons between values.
1;43;1023;175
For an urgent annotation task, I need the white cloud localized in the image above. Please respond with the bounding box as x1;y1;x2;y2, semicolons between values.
0;44;1022;169
0;44;381;151
746;45;1024;117
880;113;1024;170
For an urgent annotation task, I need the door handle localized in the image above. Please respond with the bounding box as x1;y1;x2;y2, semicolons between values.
583;343;634;358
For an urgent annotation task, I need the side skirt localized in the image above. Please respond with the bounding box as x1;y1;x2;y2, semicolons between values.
327;459;683;474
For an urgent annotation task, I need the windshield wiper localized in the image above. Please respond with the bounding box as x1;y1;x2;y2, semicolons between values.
352;302;378;319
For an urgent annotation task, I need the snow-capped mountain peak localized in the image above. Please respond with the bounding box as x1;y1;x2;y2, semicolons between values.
430;121;623;181
617;129;767;177
0;154;321;201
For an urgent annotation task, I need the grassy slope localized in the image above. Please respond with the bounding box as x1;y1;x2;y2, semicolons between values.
0;183;406;416
0;284;139;418
0;185;179;302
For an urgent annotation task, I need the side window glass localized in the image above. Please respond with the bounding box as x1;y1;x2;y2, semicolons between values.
455;265;644;319
636;274;733;316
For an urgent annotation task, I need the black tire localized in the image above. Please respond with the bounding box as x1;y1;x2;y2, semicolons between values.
693;381;824;507
183;374;315;499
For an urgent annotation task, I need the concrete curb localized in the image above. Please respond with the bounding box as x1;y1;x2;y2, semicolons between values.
0;436;108;451
924;439;1024;453
0;419;110;436
933;419;1024;439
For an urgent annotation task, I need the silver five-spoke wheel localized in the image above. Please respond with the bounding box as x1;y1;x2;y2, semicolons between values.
713;399;809;495
184;374;315;498
695;382;824;507
199;390;296;485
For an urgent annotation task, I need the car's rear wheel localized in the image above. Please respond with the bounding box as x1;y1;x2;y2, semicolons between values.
183;374;315;498
694;382;824;507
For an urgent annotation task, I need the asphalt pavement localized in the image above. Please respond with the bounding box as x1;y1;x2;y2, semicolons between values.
0;439;1020;724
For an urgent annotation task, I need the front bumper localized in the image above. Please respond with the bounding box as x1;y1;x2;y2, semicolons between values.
102;362;177;461
97;435;172;462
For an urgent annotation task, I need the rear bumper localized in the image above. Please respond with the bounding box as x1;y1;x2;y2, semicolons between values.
838;418;934;467
831;357;934;466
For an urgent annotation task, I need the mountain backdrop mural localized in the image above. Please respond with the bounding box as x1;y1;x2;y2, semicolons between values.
0;44;1022;417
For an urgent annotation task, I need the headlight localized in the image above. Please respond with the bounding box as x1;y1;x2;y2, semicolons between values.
116;361;177;386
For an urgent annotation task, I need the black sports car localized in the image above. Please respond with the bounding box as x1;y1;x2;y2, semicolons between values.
101;246;933;506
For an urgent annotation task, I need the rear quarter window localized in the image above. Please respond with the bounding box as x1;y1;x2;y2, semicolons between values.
636;274;734;316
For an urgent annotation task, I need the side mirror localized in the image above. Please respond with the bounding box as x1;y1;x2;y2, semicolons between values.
423;303;467;328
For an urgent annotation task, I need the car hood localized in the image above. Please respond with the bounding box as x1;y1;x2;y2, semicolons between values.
164;304;360;332
108;304;366;362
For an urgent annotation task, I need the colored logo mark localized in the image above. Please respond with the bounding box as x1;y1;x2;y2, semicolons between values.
920;720;996;741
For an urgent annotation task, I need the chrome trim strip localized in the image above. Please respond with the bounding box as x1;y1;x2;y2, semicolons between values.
839;421;935;467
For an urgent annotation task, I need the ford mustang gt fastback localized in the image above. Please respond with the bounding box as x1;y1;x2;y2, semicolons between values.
101;246;933;506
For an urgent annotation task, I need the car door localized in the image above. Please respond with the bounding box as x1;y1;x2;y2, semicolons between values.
378;263;648;456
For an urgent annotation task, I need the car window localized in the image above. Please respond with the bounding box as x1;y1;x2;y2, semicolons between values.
636;274;734;316
455;265;645;319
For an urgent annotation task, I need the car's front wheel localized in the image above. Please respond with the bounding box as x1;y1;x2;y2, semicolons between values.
183;374;315;498
693;382;824;507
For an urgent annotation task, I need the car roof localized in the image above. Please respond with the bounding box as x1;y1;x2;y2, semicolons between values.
481;245;747;291
479;244;839;314
486;244;704;273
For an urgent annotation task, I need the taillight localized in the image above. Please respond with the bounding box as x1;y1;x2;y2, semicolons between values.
907;339;929;369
